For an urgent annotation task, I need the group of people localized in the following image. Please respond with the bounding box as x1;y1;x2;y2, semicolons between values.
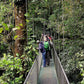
37;34;53;67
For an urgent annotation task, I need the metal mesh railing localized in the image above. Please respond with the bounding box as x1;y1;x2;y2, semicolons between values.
24;43;69;84
52;44;70;84
23;51;42;84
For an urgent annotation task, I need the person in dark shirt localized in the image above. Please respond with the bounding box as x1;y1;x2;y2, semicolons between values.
37;40;46;67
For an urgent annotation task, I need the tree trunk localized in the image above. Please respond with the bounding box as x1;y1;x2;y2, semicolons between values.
14;1;26;57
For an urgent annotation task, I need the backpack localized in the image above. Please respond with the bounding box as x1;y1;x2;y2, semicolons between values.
44;41;49;50
39;42;43;51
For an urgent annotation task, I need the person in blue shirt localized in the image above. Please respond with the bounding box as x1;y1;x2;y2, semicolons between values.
37;40;46;67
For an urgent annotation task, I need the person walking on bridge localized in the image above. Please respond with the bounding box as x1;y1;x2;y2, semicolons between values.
37;40;46;67
47;34;53;59
44;35;50;66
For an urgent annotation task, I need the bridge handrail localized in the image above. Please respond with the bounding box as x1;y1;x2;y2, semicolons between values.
52;44;70;84
23;51;42;84
23;43;69;84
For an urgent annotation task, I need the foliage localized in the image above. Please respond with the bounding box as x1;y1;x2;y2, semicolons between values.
48;0;84;83
0;0;38;83
0;0;14;57
0;53;23;84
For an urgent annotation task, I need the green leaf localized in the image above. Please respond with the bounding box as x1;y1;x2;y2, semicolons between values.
16;26;20;30
9;3;12;6
2;23;9;31
2;23;7;27
14;35;18;40
19;24;23;27
5;27;9;31
25;13;30;17
45;0;47;2
26;19;30;23
16;53;19;56
0;28;3;33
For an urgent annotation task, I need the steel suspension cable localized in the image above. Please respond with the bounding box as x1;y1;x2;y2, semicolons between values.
12;0;15;83
58;0;60;56
61;0;66;64
25;0;30;73
43;7;45;34
72;0;77;70
49;4;52;36
43;0;46;35
25;0;29;76
26;0;28;44
62;0;65;51
48;0;51;36
33;18;34;41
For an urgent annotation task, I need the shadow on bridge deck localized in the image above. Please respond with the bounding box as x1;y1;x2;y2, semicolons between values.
38;59;58;84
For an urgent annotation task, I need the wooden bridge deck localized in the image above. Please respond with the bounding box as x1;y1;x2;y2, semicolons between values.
38;59;58;84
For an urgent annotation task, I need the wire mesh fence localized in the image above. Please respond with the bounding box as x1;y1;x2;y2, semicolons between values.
52;44;70;84
23;51;42;84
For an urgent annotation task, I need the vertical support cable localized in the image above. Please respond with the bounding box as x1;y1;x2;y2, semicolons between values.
48;0;52;36
36;26;38;41
25;0;30;74
58;0;60;56
44;0;46;35
43;10;45;34
72;0;76;71
26;0;28;44
62;0;65;64
32;14;35;58
13;0;15;83
62;0;65;51
33;19;34;41
72;1;77;84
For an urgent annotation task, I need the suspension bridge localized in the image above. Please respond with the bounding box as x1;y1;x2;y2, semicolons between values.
23;43;70;84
